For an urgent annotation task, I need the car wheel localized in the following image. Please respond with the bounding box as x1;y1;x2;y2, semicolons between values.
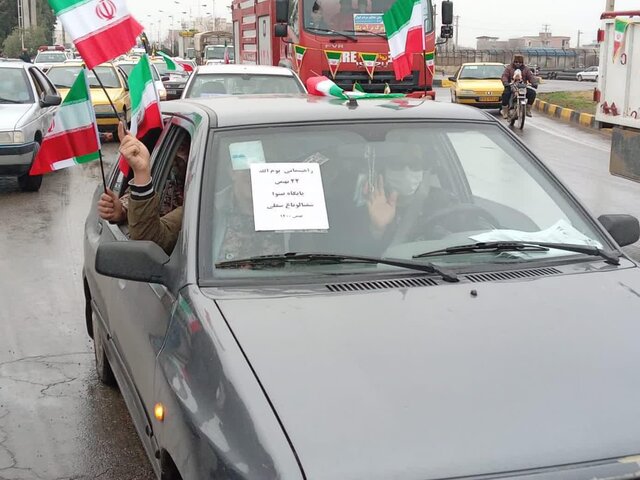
93;312;117;387
595;75;599;82
18;140;42;192
577;75;583;82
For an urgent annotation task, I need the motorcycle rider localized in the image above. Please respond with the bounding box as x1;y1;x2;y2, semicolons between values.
501;55;538;118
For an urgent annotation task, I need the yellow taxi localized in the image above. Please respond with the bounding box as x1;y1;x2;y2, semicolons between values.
449;62;505;109
45;62;131;132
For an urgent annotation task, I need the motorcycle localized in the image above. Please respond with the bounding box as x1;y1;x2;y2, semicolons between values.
506;78;528;130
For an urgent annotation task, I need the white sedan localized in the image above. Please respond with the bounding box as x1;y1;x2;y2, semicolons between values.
576;66;599;82
181;64;306;98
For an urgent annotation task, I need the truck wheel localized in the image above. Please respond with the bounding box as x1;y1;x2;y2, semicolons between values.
18;141;42;192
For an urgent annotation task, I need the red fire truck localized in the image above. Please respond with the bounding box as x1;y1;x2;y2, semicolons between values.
231;0;453;96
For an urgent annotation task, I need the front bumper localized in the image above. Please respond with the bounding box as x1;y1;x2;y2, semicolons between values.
456;94;503;109
164;84;186;100
0;142;37;176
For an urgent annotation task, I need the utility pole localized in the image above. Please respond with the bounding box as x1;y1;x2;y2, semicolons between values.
454;15;459;49
577;30;583;48
605;0;615;11
16;0;24;49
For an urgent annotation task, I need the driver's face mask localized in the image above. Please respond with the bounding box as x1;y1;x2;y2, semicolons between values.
385;166;423;196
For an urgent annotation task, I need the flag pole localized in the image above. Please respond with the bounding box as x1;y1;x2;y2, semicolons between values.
91;68;126;193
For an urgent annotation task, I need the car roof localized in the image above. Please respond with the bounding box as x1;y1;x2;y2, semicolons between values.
195;64;295;76
461;62;505;66
172;94;492;128
48;61;116;68
0;61;33;69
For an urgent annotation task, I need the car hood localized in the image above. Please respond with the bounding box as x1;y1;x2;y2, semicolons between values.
0;104;34;129
457;78;504;91
214;267;640;480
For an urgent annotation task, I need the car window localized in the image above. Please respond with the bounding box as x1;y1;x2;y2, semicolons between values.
30;67;57;96
0;67;34;104
199;122;610;280
28;69;45;98
47;65;121;88
153;126;191;225
34;52;67;63
459;65;503;80
186;73;303;97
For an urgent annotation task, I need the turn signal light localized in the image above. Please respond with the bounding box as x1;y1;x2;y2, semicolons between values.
154;403;165;422
593;88;601;103
597;29;605;43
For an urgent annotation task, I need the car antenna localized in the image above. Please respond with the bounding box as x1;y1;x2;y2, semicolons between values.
344;91;359;109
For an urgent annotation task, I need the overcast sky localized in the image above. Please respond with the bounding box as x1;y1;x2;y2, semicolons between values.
130;0;638;47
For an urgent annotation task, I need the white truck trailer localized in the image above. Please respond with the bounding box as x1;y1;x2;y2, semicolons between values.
596;10;640;181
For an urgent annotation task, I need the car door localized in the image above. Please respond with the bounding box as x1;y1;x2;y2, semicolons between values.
107;118;195;418
29;67;59;136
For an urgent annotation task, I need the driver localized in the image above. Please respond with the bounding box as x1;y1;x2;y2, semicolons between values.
500;55;538;119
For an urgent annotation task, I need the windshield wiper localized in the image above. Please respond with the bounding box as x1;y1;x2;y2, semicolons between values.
344;28;386;39
306;27;358;41
216;252;458;282
413;241;620;265
0;96;21;104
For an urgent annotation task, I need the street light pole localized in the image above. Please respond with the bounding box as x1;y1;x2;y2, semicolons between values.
605;0;615;11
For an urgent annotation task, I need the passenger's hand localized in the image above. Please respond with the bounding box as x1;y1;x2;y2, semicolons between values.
118;122;151;185
366;175;398;236
97;188;126;223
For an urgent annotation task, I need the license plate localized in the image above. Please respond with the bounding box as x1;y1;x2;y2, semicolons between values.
167;90;177;95
481;96;500;102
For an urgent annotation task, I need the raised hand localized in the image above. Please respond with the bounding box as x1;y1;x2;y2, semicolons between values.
97;188;125;223
366;175;398;236
118;122;151;185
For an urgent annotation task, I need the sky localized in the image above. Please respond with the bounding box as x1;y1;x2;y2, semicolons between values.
129;0;639;46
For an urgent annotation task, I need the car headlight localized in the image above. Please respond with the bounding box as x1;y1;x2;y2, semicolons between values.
460;89;476;95
158;88;167;100
0;131;25;144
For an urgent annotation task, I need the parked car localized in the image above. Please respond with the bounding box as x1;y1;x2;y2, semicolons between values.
577;66;599;82
85;94;640;480
33;50;69;73
117;59;167;101
0;62;61;191
449;62;505;109
46;62;131;132
149;58;191;100
182;64;306;98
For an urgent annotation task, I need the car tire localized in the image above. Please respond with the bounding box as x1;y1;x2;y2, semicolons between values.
93;312;117;387
595;75;599;82
577;75;583;82
18;140;42;192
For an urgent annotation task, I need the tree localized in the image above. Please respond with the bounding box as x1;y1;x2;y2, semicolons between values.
3;25;48;57
0;0;19;44
0;0;55;50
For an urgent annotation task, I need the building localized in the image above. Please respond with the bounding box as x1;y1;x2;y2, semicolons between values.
477;32;572;51
476;36;508;50
18;0;38;29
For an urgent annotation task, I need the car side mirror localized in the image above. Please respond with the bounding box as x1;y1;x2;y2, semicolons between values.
40;93;62;107
161;75;170;82
275;0;289;23
598;214;640;247
274;23;288;38
441;0;454;25
96;241;171;286
448;76;457;82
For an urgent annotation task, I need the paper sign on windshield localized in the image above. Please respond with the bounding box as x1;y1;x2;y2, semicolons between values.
250;163;329;231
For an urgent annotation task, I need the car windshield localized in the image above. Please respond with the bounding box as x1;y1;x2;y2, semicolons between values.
47;65;121;88
302;0;433;36
199;122;609;280
0;68;33;103
205;46;234;60
185;73;304;97
34;52;67;63
459;65;504;80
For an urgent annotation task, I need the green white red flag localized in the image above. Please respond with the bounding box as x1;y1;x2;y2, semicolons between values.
306;75;404;99
294;45;307;71
118;54;163;174
424;50;435;76
49;0;143;69
30;69;100;175
324;50;343;79
383;0;425;80
358;52;379;79
613;17;631;62
157;51;184;71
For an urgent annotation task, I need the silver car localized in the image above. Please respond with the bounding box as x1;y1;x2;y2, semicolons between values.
0;62;61;191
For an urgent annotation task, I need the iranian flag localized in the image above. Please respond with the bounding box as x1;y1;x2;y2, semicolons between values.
307;76;347;98
324;50;343;79
358;52;379;79
383;0;425;80
49;0;143;69
30;69;100;175
613;17;631;62
294;45;307;70
157;51;184;71
424;50;435;76
118;54;163;175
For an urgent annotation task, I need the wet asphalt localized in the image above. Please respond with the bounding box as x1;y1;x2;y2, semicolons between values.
1;86;640;479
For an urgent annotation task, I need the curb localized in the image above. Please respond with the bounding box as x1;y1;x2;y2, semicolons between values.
433;78;453;88
533;99;596;129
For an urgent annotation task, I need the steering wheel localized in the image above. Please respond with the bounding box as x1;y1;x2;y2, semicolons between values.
406;203;501;242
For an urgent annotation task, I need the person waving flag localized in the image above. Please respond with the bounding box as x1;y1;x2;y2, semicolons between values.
383;0;425;80
49;0;144;69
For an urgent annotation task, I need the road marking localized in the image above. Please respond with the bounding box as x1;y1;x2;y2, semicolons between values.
526;119;610;153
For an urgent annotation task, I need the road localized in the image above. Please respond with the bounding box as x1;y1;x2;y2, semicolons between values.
1;94;640;479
